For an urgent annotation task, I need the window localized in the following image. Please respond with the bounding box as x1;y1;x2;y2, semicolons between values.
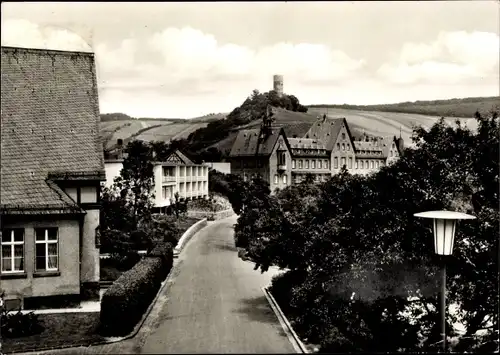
341;157;346;167
1;228;24;273
324;160;329;169
278;152;286;166
318;160;322;169
334;157;339;169
376;161;380;169
305;160;309;169
342;133;346;140
355;161;359;169
311;160;316;169
365;160;369;169
370;161;374;169
342;143;345;151
35;228;58;271
283;175;287;185
336;143;340;150
347;144;350;151
348;157;353;169
292;159;296;169
274;174;278;184
298;160;303;169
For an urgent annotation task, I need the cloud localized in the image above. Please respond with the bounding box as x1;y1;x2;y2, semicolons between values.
1;19;92;52
378;31;499;85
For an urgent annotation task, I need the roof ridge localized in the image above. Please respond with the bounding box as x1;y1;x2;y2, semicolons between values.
1;46;94;56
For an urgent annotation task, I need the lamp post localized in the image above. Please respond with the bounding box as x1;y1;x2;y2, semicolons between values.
414;210;476;352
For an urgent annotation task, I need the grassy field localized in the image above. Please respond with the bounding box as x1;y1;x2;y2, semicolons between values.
99;96;493;151
309;96;500;118
135;122;209;142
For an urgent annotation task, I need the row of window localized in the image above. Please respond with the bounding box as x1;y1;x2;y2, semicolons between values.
1;228;59;274
162;182;208;199
333;157;386;170
169;166;208;177
336;142;351;151
292;159;330;170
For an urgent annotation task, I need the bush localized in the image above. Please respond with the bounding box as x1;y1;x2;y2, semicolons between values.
0;303;44;338
99;247;173;336
148;242;174;270
109;251;142;271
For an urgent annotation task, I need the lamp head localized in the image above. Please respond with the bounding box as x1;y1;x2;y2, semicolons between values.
414;210;476;256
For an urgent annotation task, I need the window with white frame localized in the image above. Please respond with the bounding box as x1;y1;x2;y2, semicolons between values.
348;157;353;169
370;161;374;169
274;174;278;184
305;160;309;169
298;160;303;169
35;228;59;271
283;175;287;185
292;159;296;169
342;143;345;151
334;157;339;169
318;160;322;169
311;160;316;169
355;160;359;169
341;157;346;167
1;228;24;273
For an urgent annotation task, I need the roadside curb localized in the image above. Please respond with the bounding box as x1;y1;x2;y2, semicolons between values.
5;220;209;355
173;218;207;258
262;287;309;354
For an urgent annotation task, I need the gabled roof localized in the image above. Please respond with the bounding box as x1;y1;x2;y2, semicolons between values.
282;122;315;138
159;149;196;166
304;117;345;151
229;126;283;157
1;46;105;212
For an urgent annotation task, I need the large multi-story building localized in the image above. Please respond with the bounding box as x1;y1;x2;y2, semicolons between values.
104;149;209;213
227;107;404;191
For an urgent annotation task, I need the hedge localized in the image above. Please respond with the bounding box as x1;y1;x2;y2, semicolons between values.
99;243;174;337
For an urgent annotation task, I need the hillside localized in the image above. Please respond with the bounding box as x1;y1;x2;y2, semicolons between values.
100;95;494;160
308;96;500;118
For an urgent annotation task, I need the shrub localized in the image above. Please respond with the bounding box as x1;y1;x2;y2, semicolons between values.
148;242;174;270
109;251;142;271
0;294;44;338
99;252;172;336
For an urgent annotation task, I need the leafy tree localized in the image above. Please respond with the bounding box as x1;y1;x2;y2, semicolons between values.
236;111;499;352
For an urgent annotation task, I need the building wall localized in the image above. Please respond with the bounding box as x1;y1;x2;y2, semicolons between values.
104;161;123;188
353;158;386;175
203;162;231;174
229;157;270;183
291;156;331;184
80;209;100;285
269;134;292;192
1;217;81;303
331;123;357;175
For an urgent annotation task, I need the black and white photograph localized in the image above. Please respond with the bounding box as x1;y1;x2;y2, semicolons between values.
0;1;498;354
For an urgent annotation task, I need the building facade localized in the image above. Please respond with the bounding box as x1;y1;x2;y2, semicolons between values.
228;107;404;191
0;46;105;310
104;149;209;212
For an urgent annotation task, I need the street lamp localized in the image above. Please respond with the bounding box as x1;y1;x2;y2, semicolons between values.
414;210;476;352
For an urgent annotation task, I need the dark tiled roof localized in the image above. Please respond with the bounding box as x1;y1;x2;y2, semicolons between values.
282;122;314;138
1;46;105;210
229;127;282;157
174;150;195;165
354;136;395;159
288;138;326;150
305;117;345;151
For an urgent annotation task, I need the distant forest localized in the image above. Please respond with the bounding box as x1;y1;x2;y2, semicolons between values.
308;96;500;118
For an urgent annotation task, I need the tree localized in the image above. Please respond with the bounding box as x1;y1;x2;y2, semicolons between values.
234;111;499;352
119;140;155;227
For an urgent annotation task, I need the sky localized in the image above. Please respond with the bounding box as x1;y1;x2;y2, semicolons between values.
2;2;499;119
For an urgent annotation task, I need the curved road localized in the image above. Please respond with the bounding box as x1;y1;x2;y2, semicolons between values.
20;216;293;354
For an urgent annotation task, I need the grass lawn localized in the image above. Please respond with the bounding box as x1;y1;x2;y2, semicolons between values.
2;312;105;353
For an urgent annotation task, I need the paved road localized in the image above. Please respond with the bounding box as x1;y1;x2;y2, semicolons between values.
18;216;294;354
139;216;294;353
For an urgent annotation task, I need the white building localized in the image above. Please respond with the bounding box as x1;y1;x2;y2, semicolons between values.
104;150;209;212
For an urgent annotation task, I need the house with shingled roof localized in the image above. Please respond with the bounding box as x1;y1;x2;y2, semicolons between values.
0;46;105;310
228;106;404;190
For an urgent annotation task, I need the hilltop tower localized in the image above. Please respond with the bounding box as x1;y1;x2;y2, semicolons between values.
273;74;284;98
